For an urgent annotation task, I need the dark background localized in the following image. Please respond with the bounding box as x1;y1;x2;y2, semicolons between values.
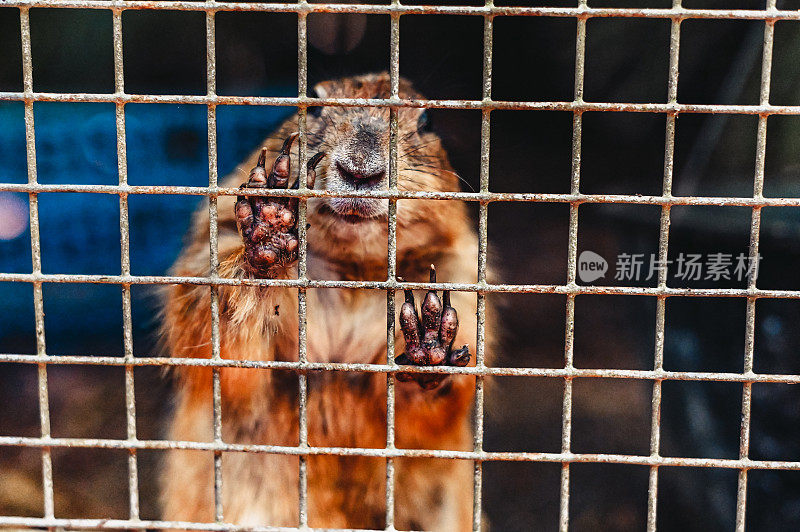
2;0;800;530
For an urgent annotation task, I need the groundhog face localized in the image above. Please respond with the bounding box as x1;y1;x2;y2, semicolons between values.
305;72;452;224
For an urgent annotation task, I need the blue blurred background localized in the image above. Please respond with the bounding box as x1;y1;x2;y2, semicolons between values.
0;100;293;352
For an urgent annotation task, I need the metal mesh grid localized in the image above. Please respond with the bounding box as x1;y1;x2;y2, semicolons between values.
0;0;799;531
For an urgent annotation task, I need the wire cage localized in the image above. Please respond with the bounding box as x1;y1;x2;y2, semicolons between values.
1;0;800;531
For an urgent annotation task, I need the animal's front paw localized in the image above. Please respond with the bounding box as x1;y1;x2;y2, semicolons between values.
235;133;325;277
395;265;471;390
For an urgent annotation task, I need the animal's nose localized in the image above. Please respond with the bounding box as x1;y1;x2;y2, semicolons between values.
335;158;386;188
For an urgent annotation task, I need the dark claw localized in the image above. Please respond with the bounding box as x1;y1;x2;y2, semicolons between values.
236;134;315;277
248;148;269;185
281;132;299;154
420;265;442;344
291;151;326;190
268;133;298;188
449;345;471;367
396;264;468;390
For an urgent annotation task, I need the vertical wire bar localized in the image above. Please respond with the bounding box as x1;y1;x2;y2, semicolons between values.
560;4;587;530
20;7;55;521
297;3;310;527
112;7;141;525
385;6;400;529
735;2;775;529
472;5;493;532
205;6;224;523
646;5;681;530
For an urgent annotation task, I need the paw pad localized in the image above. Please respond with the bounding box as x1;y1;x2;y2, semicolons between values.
234;134;325;277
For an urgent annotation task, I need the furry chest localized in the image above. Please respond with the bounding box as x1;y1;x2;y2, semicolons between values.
306;287;391;364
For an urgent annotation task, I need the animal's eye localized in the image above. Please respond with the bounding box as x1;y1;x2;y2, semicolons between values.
417;110;432;133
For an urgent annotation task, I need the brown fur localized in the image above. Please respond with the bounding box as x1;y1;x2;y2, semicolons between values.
160;73;493;531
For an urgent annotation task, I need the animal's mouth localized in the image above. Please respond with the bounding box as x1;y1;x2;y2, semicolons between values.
340;214;367;224
317;155;389;223
334;161;386;190
318;199;386;224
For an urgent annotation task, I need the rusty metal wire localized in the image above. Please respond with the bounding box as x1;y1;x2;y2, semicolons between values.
1;1;799;531
645;0;682;528
4;92;800;114
1;0;800;20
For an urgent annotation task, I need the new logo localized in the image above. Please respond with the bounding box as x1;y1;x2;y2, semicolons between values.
578;250;608;283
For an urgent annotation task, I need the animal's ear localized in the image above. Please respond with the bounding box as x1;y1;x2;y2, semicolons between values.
312;82;329;99
309;84;327;118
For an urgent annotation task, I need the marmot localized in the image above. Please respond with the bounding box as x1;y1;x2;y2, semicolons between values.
160;72;493;531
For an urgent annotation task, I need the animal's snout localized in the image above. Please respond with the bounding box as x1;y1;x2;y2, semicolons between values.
330;125;387;189
333;140;385;189
335;157;386;189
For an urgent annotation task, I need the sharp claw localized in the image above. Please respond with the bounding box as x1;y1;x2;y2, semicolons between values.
281;132;299;155
396;268;464;382
249;158;268;185
238;137;306;277
291;152;326;190
450;345;471;367
308;151;325;170
306;151;324;189
269;134;299;188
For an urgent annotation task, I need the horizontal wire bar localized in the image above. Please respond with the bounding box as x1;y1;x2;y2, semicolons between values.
0;273;797;299
1;0;799;20
2;92;800;115
3;182;800;207
1;353;798;384
1;435;798;471
0;517;396;532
